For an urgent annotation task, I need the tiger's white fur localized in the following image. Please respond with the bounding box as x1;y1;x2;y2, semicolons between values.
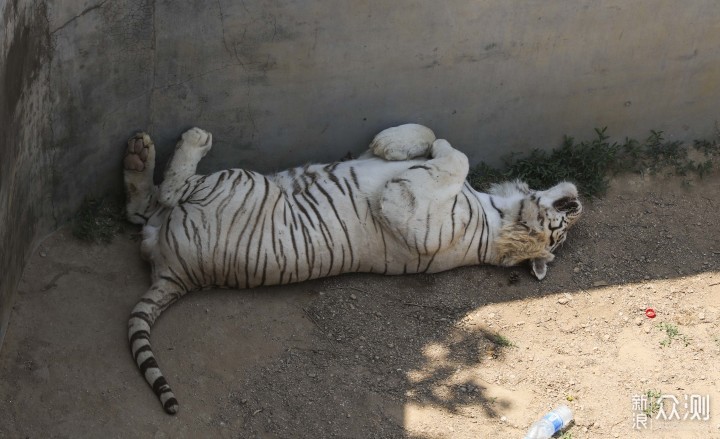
124;124;582;414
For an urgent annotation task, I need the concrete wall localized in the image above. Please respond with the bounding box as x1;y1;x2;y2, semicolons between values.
46;0;720;216
1;0;719;348
0;0;53;348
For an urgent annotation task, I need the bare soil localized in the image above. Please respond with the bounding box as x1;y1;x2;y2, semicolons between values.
1;171;719;438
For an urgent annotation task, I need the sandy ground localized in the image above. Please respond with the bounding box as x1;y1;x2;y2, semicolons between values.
1;171;720;439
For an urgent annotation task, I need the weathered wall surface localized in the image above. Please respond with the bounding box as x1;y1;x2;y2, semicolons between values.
47;0;720;219
1;0;719;348
0;0;53;348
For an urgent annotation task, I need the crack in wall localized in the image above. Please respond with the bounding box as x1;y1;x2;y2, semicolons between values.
217;0;245;69
49;0;109;35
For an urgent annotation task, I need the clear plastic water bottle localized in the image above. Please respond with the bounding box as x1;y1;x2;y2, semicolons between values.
523;405;573;439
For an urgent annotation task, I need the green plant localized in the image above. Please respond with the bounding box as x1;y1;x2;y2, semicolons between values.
644;389;662;416
694;139;720;157
467;128;720;198
466;162;506;192
487;332;515;348
657;322;690;347
468;128;620;197
72;197;126;243
558;432;573;439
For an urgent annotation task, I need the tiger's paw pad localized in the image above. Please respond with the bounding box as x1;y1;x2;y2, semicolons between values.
370;124;436;161
180;127;212;154
123;133;154;172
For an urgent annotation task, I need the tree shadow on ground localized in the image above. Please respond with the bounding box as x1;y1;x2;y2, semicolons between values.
223;173;720;437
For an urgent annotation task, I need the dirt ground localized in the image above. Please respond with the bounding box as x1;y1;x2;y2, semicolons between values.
1;171;719;439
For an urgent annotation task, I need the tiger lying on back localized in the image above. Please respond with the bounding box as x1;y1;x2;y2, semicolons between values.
124;124;582;414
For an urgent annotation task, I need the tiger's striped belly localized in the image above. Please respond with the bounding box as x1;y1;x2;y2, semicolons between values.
154;170;390;289
151;166;493;291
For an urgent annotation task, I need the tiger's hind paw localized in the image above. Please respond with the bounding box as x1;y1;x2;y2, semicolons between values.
124;133;155;173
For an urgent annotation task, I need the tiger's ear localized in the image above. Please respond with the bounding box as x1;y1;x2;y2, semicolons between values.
530;254;555;280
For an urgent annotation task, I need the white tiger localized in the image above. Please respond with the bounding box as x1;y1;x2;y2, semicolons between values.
124;124;582;414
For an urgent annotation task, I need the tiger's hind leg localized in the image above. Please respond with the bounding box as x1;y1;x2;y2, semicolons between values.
369;123;437;161
158;127;212;207
124;133;159;225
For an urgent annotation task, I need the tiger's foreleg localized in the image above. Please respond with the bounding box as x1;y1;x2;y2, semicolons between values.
378;138;470;253
158;127;213;207
127;278;188;414
124;133;159;225
370;123;437;160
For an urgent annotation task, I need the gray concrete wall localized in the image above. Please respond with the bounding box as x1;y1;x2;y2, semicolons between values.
47;0;720;217
1;0;719;348
0;0;53;348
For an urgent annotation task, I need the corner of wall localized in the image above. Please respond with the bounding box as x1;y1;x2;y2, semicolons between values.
0;0;53;350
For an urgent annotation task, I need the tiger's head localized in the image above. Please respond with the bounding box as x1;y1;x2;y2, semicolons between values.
489;180;582;280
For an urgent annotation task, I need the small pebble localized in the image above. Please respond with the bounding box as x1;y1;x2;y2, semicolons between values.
698;313;706;320
558;297;569;305
350;294;357;300
644;326;651;334
39;251;47;258
635;317;643;326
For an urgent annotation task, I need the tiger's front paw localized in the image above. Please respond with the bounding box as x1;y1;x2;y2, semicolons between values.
180;127;213;156
370;124;436;161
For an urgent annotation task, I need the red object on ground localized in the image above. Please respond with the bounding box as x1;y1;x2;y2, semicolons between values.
645;308;656;318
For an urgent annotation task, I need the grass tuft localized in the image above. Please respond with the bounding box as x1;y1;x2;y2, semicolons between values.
72;197;126;244
644;389;662;416
657;322;690;347
467;128;720;198
487;332;515;348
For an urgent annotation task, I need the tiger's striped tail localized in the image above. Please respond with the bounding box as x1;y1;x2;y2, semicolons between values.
127;279;187;414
